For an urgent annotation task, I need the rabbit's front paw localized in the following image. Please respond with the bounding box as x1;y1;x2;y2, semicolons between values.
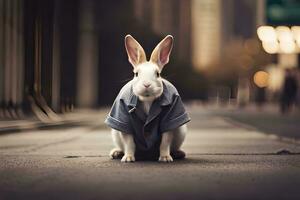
159;154;173;162
109;148;124;159
121;154;135;162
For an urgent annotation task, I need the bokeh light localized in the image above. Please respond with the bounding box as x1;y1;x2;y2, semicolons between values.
276;26;292;42
276;26;296;53
257;25;299;54
267;67;285;92
291;26;300;48
279;40;296;54
262;41;279;54
253;71;269;88
257;26;277;42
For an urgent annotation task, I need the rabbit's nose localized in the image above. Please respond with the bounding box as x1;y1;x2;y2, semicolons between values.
143;83;151;88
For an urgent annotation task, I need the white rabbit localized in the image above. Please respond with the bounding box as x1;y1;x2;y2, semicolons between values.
105;35;190;162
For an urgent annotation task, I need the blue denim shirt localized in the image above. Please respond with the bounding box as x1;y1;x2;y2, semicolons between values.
105;79;190;151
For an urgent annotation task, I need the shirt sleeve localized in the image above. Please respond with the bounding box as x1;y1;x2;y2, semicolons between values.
160;95;190;133
104;99;133;134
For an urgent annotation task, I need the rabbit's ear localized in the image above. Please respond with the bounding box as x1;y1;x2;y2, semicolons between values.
150;35;173;70
125;35;146;67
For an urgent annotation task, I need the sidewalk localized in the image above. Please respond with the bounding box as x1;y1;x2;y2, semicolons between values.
186;103;300;142
0;108;109;134
1;103;299;143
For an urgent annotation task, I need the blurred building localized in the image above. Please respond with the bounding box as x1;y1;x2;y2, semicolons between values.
134;0;192;63
0;0;164;120
134;0;259;69
1;0;291;120
1;0;83;119
1;0;26;118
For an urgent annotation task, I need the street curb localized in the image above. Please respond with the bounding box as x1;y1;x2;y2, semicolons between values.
0;109;110;135
0;119;106;135
0;121;79;135
223;117;300;145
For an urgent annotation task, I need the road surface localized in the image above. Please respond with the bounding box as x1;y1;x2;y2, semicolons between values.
0;106;300;200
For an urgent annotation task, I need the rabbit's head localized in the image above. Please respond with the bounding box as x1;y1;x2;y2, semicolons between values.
125;35;173;101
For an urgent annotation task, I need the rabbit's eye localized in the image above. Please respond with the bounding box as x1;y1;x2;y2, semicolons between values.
156;72;160;77
134;72;138;77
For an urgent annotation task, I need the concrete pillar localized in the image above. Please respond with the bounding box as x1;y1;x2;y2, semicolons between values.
0;0;4;111
152;0;173;35
16;0;24;109
256;0;265;26
76;0;98;108
51;0;61;111
133;0;153;28
11;0;18;106
4;0;12;105
191;0;221;71
177;0;191;62
133;0;145;23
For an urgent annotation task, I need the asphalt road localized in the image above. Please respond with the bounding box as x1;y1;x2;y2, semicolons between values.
0;106;300;200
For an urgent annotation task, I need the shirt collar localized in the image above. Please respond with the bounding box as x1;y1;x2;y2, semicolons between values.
124;82;172;108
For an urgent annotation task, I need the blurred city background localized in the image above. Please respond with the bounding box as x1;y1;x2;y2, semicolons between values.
1;0;300;199
0;0;300;119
